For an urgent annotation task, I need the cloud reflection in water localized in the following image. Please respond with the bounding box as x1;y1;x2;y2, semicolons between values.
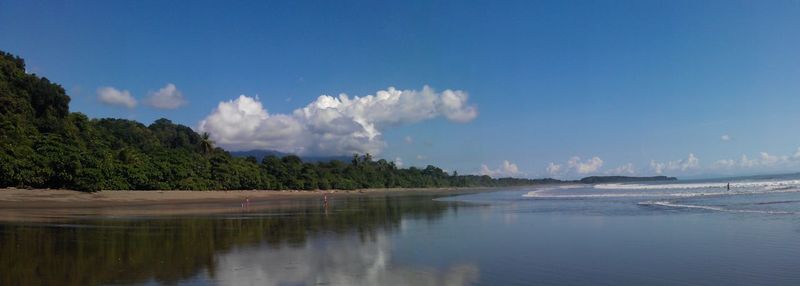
213;233;479;286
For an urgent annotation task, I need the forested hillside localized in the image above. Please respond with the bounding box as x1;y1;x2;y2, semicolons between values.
0;51;550;192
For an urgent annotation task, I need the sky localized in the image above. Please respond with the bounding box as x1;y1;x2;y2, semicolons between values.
2;0;799;179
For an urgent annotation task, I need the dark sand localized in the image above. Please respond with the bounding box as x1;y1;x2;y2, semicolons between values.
0;188;487;222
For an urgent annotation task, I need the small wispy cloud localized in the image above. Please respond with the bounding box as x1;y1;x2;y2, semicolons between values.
721;134;731;141
712;148;800;171
479;160;522;177
546;155;605;177
650;153;699;174
546;162;562;176
606;163;635;175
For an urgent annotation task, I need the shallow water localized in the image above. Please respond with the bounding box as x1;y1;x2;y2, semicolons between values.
4;175;800;285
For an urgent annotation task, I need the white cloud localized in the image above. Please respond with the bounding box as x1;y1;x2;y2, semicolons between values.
713;150;798;171
721;134;731;141
479;160;522;177
97;86;137;108
713;159;737;169
685;153;700;169
199;86;477;155
144;83;186;109
394;157;404;168
416;155;426;160
738;154;758;168
502;160;520;174
759;152;786;166
404;136;414;144
567;156;604;174
650;153;699;174
546;156;604;176
649;161;664;174
606;163;635;175
546;162;562;176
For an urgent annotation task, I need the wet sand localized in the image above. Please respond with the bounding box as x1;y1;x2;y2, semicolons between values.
0;188;488;222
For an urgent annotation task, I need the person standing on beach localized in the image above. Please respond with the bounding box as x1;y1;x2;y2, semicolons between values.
726;183;730;191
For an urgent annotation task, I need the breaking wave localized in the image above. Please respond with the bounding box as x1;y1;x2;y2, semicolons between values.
522;178;800;215
593;179;800;191
638;201;798;215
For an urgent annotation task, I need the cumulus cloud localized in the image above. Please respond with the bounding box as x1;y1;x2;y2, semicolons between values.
713;149;800;171
546;162;562;176
198;86;477;155
713;158;737;169
650;153;699;174
97;86;137;108
759;152;786;166
606;163;635;175
479;160;522;177
394;157;404;168
567;156;604;174
545;156;604;176
721;134;731;141
144;83;186;109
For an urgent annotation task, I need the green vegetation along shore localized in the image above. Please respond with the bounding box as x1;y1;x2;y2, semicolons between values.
0;51;676;192
0;51;555;192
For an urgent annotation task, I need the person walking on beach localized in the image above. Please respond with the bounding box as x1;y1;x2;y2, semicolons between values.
242;196;251;208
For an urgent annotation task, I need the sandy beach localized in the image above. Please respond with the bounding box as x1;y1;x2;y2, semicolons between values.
0;187;487;222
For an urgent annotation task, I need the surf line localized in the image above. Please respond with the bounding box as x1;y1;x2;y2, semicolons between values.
638;200;798;215
523;188;800;199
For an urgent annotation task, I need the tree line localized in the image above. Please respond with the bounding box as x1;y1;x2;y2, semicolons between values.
0;51;555;192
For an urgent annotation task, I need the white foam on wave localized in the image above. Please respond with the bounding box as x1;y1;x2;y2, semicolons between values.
523;190;725;198
523;187;800;199
638;201;797;215
522;178;800;215
593;179;800;191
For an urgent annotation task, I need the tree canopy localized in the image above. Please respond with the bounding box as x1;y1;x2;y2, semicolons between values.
0;50;552;192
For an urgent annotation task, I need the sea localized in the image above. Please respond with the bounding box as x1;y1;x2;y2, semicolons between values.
3;173;800;285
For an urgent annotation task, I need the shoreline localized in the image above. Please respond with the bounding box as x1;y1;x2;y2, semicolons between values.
0;187;500;222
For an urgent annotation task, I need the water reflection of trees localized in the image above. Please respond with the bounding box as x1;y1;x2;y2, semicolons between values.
0;195;460;286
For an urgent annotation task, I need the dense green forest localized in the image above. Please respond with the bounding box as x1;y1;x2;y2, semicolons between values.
0;51;558;192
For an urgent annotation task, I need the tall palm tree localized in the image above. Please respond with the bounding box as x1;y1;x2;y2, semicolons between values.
200;132;214;154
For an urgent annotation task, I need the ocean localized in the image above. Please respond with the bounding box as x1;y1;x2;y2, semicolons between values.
3;174;800;285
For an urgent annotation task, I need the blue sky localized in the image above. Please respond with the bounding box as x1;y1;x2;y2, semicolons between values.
2;0;799;178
